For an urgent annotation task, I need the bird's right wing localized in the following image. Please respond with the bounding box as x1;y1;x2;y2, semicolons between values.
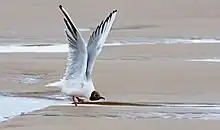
59;5;88;80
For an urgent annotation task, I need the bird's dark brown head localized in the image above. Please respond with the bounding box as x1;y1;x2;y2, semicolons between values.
89;91;105;101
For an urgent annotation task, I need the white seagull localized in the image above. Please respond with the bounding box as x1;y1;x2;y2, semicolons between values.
45;5;118;106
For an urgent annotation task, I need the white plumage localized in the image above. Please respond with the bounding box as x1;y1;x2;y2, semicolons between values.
46;5;117;101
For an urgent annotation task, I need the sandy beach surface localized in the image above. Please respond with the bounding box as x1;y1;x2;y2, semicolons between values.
1;44;220;129
1;0;220;129
0;0;220;43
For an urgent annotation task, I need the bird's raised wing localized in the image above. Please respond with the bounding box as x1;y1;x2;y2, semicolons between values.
59;5;88;80
86;10;118;79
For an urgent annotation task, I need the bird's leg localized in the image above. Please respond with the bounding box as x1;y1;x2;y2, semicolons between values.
76;97;84;103
71;96;77;106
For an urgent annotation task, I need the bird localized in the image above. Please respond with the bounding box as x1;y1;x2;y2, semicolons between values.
45;5;118;106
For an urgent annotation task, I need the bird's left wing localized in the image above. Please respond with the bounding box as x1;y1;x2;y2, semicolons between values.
86;10;118;79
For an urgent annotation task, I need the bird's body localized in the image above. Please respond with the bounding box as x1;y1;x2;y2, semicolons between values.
45;5;118;106
51;77;95;98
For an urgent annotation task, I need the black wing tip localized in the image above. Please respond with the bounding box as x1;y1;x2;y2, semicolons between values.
113;9;118;13
108;10;117;18
59;5;63;9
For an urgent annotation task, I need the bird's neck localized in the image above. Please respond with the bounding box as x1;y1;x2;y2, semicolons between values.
83;78;95;99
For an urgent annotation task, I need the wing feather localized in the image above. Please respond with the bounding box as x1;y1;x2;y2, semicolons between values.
86;10;118;79
59;5;88;80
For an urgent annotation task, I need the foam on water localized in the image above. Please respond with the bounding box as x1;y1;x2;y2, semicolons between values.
0;38;219;53
187;59;220;62
11;74;47;84
78;28;91;32
0;43;124;53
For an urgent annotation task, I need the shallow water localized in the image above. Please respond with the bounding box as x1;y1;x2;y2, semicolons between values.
0;38;220;53
0;96;68;122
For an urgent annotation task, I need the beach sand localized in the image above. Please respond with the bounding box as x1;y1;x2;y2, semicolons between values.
1;0;220;129
0;0;220;42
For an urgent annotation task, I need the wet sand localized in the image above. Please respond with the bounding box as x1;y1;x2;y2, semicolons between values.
1;0;220;129
0;44;220;102
1;44;220;129
1;105;220;130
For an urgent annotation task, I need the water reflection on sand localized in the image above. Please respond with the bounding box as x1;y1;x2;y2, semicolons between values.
0;95;68;122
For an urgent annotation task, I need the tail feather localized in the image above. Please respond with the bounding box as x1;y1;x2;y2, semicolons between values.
45;80;64;88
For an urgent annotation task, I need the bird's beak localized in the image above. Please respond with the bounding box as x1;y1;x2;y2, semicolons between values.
100;97;105;100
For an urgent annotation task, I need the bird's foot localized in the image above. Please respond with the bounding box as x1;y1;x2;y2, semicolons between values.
76;97;84;103
71;96;77;106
